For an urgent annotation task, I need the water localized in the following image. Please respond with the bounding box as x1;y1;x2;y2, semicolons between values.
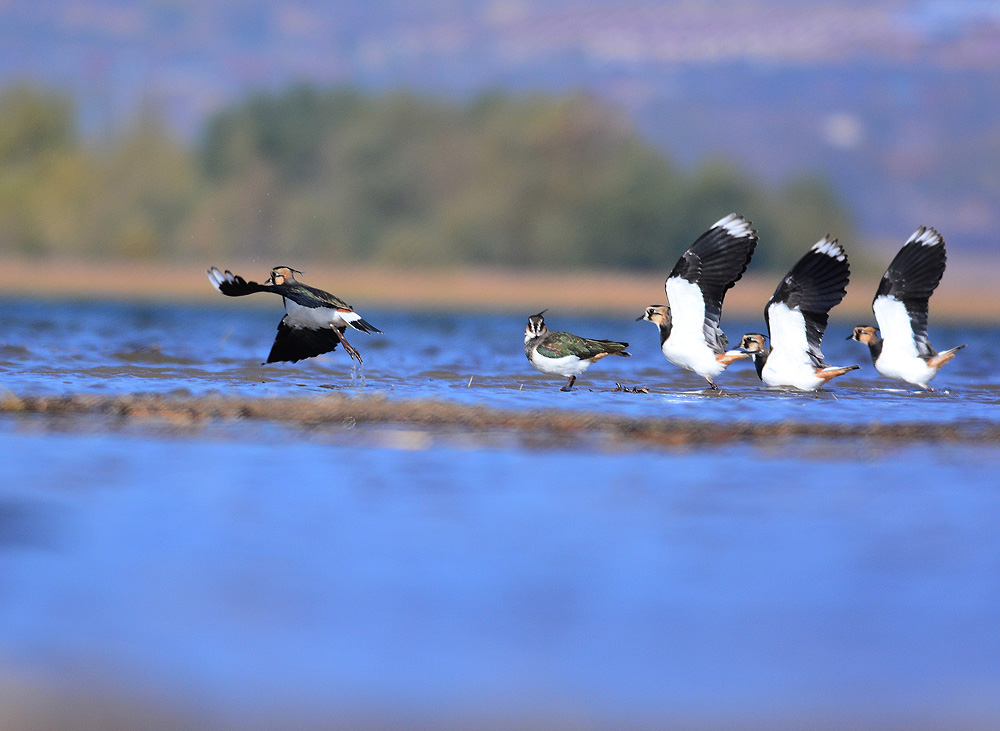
1;298;997;424
1;298;999;727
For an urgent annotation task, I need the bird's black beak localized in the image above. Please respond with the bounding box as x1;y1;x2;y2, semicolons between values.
635;315;645;321
846;334;854;341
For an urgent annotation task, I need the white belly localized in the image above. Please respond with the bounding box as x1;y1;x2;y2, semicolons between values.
284;299;351;329
761;350;824;391
529;352;590;377
661;278;725;379
875;350;936;386
661;337;725;379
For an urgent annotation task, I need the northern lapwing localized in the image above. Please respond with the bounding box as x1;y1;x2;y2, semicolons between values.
207;266;381;364
738;237;859;390
848;227;965;391
638;213;757;389
524;311;629;391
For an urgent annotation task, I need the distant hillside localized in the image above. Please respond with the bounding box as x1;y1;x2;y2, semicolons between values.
0;84;853;271
2;0;998;250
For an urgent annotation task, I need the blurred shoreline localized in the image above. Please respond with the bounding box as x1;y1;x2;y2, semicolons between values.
1;256;996;322
4;392;998;445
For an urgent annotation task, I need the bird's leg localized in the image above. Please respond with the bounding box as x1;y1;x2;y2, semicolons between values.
561;375;576;392
706;377;720;391
333;328;364;364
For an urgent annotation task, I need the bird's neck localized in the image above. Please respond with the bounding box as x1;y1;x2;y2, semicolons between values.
657;319;673;347
866;334;883;361
525;333;545;358
751;348;770;379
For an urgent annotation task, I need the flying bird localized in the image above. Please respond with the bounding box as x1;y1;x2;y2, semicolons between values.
638;213;756;389
738;237;859;390
849;226;965;391
207;266;381;364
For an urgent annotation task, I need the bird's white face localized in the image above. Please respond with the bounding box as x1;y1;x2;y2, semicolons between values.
525;313;547;342
640;305;669;326
269;267;299;286
739;333;767;353
851;325;878;344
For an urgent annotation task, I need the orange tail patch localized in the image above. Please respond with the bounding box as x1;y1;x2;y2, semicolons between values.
589;350;630;362
928;345;966;369
716;351;749;366
815;364;860;382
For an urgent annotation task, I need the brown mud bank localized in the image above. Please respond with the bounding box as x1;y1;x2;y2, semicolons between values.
2;392;997;448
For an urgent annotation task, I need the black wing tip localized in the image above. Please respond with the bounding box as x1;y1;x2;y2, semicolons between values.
711;212;759;284
207;265;265;297
672;213;759;293
710;213;756;241
809;236;847;262
878;227;948;302
895;225;947;270
906;226;944;249
206;266;224;291
769;239;850;314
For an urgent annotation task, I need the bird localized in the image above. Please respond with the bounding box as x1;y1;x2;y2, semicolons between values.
524;311;629;391
738;237;859;390
206;265;381;364
848;226;965;391
638;213;757;389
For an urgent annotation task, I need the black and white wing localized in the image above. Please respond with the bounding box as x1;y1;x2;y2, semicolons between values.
207;267;275;297
765;237;850;368
872;227;946;360
265;319;343;364
666;213;758;353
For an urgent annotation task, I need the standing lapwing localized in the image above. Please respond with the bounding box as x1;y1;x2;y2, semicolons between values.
638;213;757;389
848;226;965;391
207;266;381;364
738;237;859;390
524;311;629;391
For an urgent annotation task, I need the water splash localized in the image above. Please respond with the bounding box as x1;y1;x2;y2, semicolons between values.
350;360;366;389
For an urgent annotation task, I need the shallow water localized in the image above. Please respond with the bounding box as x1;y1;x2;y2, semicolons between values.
1;298;999;726
1;298;996;425
0;422;998;726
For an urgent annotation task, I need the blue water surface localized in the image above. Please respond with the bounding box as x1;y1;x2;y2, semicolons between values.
0;422;998;727
1;298;997;425
1;298;999;727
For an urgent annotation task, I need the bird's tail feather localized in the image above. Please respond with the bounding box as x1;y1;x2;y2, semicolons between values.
349;317;382;334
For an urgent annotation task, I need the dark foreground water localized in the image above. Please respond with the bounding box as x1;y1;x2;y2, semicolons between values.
1;299;999;727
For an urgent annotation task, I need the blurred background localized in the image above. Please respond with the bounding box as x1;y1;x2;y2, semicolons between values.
2;0;999;293
3;3;1000;730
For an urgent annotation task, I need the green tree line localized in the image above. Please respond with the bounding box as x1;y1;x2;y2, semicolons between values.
0;83;854;271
